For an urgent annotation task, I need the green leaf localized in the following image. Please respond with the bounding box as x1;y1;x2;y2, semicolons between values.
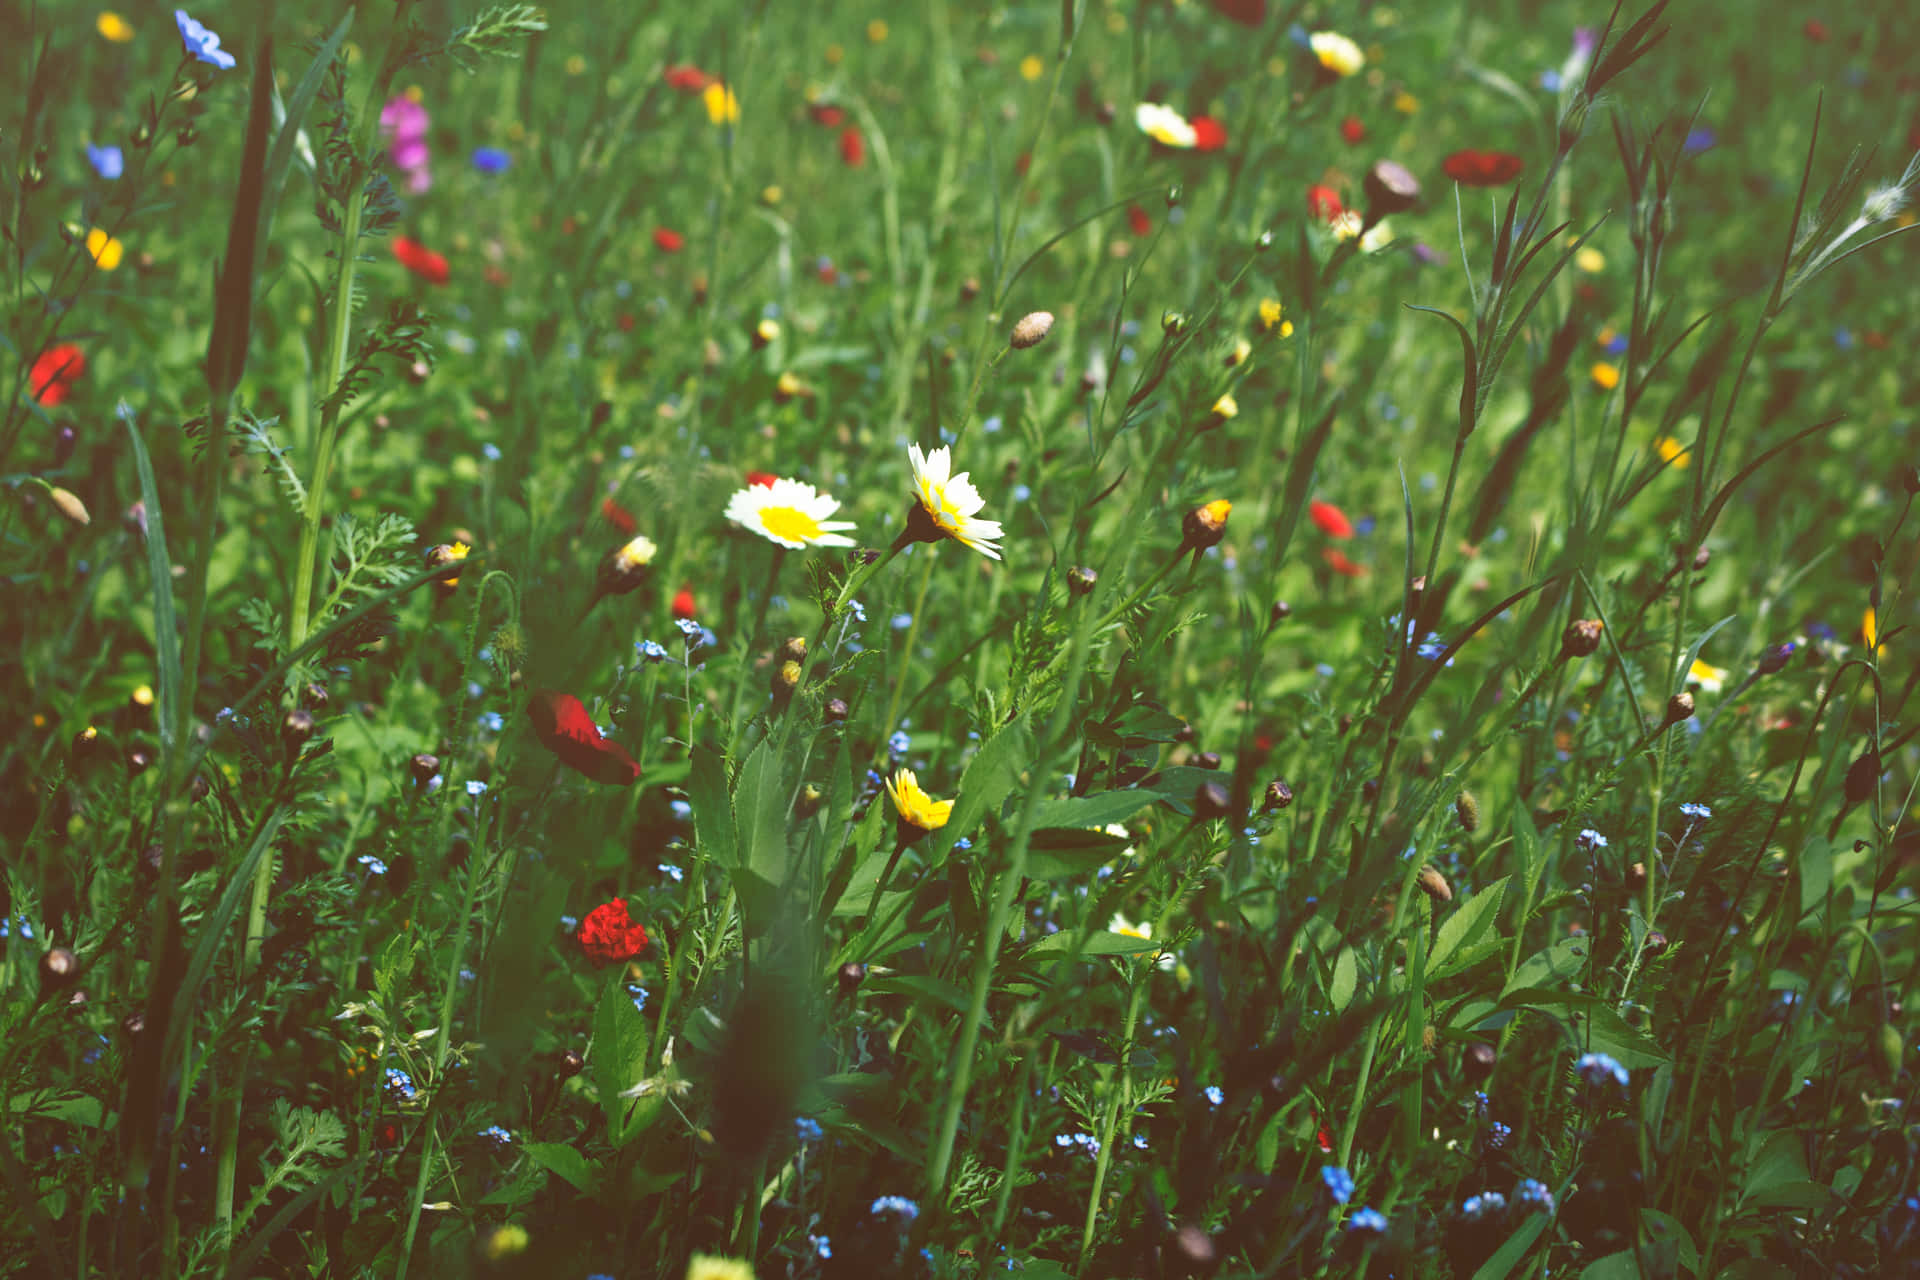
930;716;1032;859
1739;1130;1810;1205
1030;790;1160;832
867;974;976;1019
1027;930;1161;958
521;1141;601;1196
260;11;353;251
1577;1252;1639;1280
1025;827;1131;879
1469;1213;1548;1280
688;747;736;869
1431;876;1509;978
1501;937;1589;998
121;419;181;751
7;1090;103;1128
591;979;651;1146
1639;1209;1699;1276
1329;946;1359;1012
732;741;788;890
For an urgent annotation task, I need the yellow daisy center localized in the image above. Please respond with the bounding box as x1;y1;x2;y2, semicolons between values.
757;506;824;543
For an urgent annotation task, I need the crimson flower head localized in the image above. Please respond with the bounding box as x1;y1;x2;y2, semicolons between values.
809;103;847;128
1340;115;1366;144
393;236;450;284
745;470;778;488
601;495;638;535
526;691;641;785
1441;149;1524;187
577;898;649;967
671;583;697;619
1323;548;1366;577
1306;184;1344;223
653;227;685;253
665;64;713;93
30;344;86;406
839;126;866;168
1127;204;1152;236
1309;498;1355;538
1191;116;1227;151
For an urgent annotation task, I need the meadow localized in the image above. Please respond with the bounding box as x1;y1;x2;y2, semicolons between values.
3;0;1919;1276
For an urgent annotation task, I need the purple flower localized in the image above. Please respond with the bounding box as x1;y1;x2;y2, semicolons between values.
87;144;124;180
1684;126;1718;154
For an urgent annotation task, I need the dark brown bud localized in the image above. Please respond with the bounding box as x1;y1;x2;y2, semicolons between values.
1066;565;1098;597
558;1048;586;1078
1417;866;1452;902
410;753;441;785
1361;778;1380;802
837;961;867;995
824;698;850;723
127;746;154;774
71;725;104;762
1664;692;1695;726
1180;499;1231;552
284;708;316;742
778;636;808;664
1455;791;1481;833
1270;600;1292;625
595;534;658;598
1463;1040;1497;1082
188;774;210;802
1690;545;1710;571
137;843;164;885
39;947;79;988
1096;101;1117;126
1363;158;1422;220
1173;721;1197;743
122;1010;147;1037
1193;781;1232;820
1263;779;1294;811
960;277;981;302
1338;713;1354;734
771;660;803;702
1561;619;1603;659
1192;751;1222;771
1643;930;1668;956
303;682;330;709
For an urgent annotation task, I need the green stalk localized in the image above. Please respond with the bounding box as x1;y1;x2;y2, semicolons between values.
876;552;936;759
1078;968;1148;1270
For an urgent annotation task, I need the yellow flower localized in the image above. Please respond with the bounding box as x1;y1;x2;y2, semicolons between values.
687;1256;755;1280
760;185;782;206
1590;362;1620;391
867;18;889;43
612;534;658;573
1020;54;1045;82
1133;101;1197;149
724;477;857;550
86;227;124;270
97;11;135;42
1863;606;1879;652
1109;912;1151;940
1687;658;1727;694
825;43;845;65
564;54;586;76
885;770;954;835
428;540;472;591
481;1225;529;1261
1309;31;1365;77
1226;337;1251;367
1654;436;1691;469
703;82;740;125
1210;392;1239;420
904;443;1004;559
1575;246;1606;273
1393;89;1419;114
1257;298;1294;338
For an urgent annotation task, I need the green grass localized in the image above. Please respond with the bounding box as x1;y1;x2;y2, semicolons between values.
3;1;1918;1277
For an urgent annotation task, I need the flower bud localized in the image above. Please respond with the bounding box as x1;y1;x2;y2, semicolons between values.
824;697;850;723
1225;337;1252;367
837;961;867;995
1560;619;1603;659
1643;930;1668;956
127;746;154;774
1845;749;1880;804
1626;861;1647;890
1270;600;1292;625
559;1047;586;1078
751;317;780;347
1165;185;1182;209
1757;642;1796;676
1193;781;1232;820
771;660;803;704
1161;309;1188;336
410;753;441;785
1192;751;1222;771
1202;392;1238;429
122;1010;147;1038
1263;779;1294;811
797;783;824;817
71;725;103;761
425;541;470;596
1066;565;1098;597
1417;866;1453;902
48;486;91;526
778;636;808;664
1010;310;1055;350
1363;159;1421;220
1172;1225;1215;1267
1689;545;1710;571
40;947;80;989
1455;791;1481;833
1255;229;1274;252
284;708;316;743
1664;692;1695;725
1463;1040;1496;1082
960;277;981;302
1173;722;1197;743
1180;499;1231;552
595;534;658;598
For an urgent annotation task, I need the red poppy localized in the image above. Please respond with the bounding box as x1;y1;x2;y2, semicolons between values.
576;898;649;966
1323;548;1366;577
526;691;641;786
29;344;86;407
1306;184;1344;223
601;495;638;535
1309;498;1354;539
1340;115;1365;144
839;126;866;168
1211;0;1267;24
374;1120;402;1149
392;236;450;284
1127;204;1152;236
809;103;846;128
665;64;713;93
671;583;696;619
1191;116;1227;151
653;227;685;253
746;470;778;488
1441;149;1525;187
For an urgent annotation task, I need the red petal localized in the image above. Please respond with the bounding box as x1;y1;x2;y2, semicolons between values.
1306;184;1344;222
665;64;713;93
1323;548;1366;577
671;585;696;619
1441;149;1524;187
745;471;778;488
1127;204;1152;237
653;227;685;253
30;344;85;406
839;126;866;167
1309;499;1355;539
392;236;450;284
527;691;641;786
809;103;846;128
1191;116;1227;151
1340;115;1365;144
601;495;638;535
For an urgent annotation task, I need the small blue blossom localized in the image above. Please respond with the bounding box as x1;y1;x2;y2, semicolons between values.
658;863;685;883
795;1116;823;1144
636;639;670;662
175;9;237;69
1054;1131;1101;1156
1488;1121;1512;1148
477;711;504;733
471;146;512;174
1315;663;1336;677
951;837;972;852
1679;802;1712;820
628;984;649;1013
1539;69;1564;91
384;1068;417;1100
675;618;705;641
891;612;914;630
1461;1191;1507;1221
1576;829;1608;851
481;442;502;461
559;914;578;930
467;682;484;699
982;415;1003;433
425;773;444;793
846;599;868;623
1353;515;1377;536
809;1235;832;1259
1347;1205;1388;1235
86;144;124;180
1683;126;1717;154
1132;1133;1149;1149
1576;1051;1629;1090
1320;1166;1355;1205
357;854;389;876
888;730;911;757
871;1195;919;1221
1834;326;1855;351
669;799;692;821
1604;332;1629;356
477;1124;513;1145
465;779;488;796
1514;1178;1556;1213
1202;1085;1225;1107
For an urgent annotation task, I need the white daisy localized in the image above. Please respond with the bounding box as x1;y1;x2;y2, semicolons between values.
903;444;1005;560
723;476;857;549
1133;102;1198;149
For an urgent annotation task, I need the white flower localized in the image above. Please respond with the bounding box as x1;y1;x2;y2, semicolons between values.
906;444;1004;559
724;476;857;549
1309;31;1365;78
1134;102;1198;149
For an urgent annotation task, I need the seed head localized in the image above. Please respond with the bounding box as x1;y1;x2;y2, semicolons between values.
1455;791;1481;833
1066;565;1098;597
1263;779;1294;811
778;635;808;664
1560;619;1603;659
1664;692;1695;726
410;753;441;785
39;947;80;989
1416;865;1453;903
1757;642;1796;676
1010;310;1055;349
824;697;850;723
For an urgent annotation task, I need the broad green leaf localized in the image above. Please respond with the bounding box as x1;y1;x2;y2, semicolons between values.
1431;876;1509;977
1029;790;1160;832
1027;930;1161;958
1501;937;1589;998
689;746;736;868
1640;1209;1699;1276
1469;1213;1548;1279
8;1090;103;1128
1576;1252;1639;1280
521;1141;601;1196
591;979;651;1146
1026;827;1130;880
930;716;1032;859
732;741;788;889
1329;947;1359;1012
1739;1129;1809;1205
121;419;181;749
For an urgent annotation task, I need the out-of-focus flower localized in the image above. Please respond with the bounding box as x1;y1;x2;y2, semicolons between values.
85;228;124;270
1576;1051;1629;1089
1590;361;1620;390
1679;801;1712;820
1309;31;1364;77
175;9;236;70
886;769;953;839
577;898;649;966
1307;183;1345;222
29;345;85;406
595;533;658;597
1348;1206;1388;1234
1441;149;1524;186
724;476;857;549
1135;102;1198;148
1191;116;1227;151
1324;548;1366;577
1127;204;1152;236
686;1254;755;1280
471;146;511;174
703;82;741;124
1340;115;1366;144
393;236;450;284
86;144;124;180
1575;245;1606;273
869;1196;919;1221
1019;53;1044;81
1258;297;1294;337
1181;499;1232;553
902;443;1004;559
1863;606;1879;652
97;12;136;42
671;584;697;620
839;125;866;167
1309;499;1354;538
1654;436;1691;469
653;227;685;252
527;691;641;785
1687;658;1727;694
1320;1166;1356;1203
665;64;713;94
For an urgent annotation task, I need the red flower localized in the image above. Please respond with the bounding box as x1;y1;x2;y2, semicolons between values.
1306;184;1344;223
1803;18;1828;41
671;583;696;619
29;344;85;407
839;126;866;168
665;64;713;93
374;1120;402;1149
1127;204;1152;236
1323;548;1366;577
576;898;649;967
601;495;638;535
1441;149;1525;187
392;236;450;284
653;227;685;253
1191;116;1227;151
809;103;847;128
1340;115;1366;144
1309;498;1354;539
746;470;778;488
526;691;641;786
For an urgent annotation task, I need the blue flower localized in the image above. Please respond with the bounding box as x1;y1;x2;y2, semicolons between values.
871;1195;919;1221
477;711;504;733
890;612;914;630
87;144;124;180
465;779;488;796
1320;1165;1355;1205
658;863;685;883
1461;1191;1506;1220
888;730;911;757
357;853;389;876
384;1068;417;1100
174;9;237;70
1679;802;1712;820
1604;332;1629;356
1514;1178;1555;1213
628;984;649;1012
1576;1051;1629;1089
1347;1205;1388;1234
636;639;670;662
477;1124;513;1145
809;1235;833;1259
675;618;704;640
846;599;868;623
481;442;502;461
1576;828;1608;852
795;1116;823;1144
1202;1085;1225;1107
1683;126;1717;154
472;146;512;174
1488;1121;1512;1148
1539;69;1563;92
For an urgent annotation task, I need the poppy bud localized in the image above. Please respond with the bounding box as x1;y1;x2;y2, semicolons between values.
1010;310;1055;350
1263;779;1294;811
778;636;808;664
1757;642;1795;676
127;746;154;774
1202;392;1239;430
1664;692;1694;726
284;708;316;743
1172;1224;1216;1267
1255;229;1274;252
1180;499;1231;552
1463;1040;1496;1082
1067;565;1098;597
1162;309;1188;336
559;1047;586;1078
1561;619;1603;659
774;370;807;402
1901;464;1920;497
71;725;104;761
1417;866;1452;902
40;947;79;989
824;697;850;723
1626;861;1647;890
1363;159;1421;221
410;753;441;785
1225;337;1252;367
596;534;658;598
1455;791;1481;833
837;961;867;995
425;542;470;596
122;1010;147;1037
1192;750;1222;771
1270;600;1292;624
1193;781;1232;820
48;486;91;527
1845;749;1880;804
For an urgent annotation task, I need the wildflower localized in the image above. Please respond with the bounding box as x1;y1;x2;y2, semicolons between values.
721;476;856;550
1109;912;1151;940
471;146;511;174
1488;1120;1513;1148
1576;1051;1629;1090
1757;641;1796;675
1347;1206;1388;1234
1306;184;1345;222
527;691;641;785
1205;392;1239;427
1010;311;1055;349
687;1255;754;1280
1664;692;1694;725
901;443;1005;559
653;227;685;253
1258;297;1294;337
1654;436;1690;469
1323;548;1366;577
174;9;236;70
1203;1085;1226;1107
384;1068;418;1101
1308;31;1364;77
870;1195;920;1221
1441;149;1524;187
702;82;740;125
671;584;697;619
1683;126;1717;154
1320;1166;1355;1204
664;64;713;93
636;639;670;663
97;12;135;41
1019;53;1044;81
1127;203;1152;236
885;769;952;843
86;144;124;180
1678;802;1711;820
1684;657;1728;695
590;534;657;599
1191;116;1227;151
465;779;488;797
478;1124;513;1145
795;1116;823;1144
1134;102;1198;148
1417;866;1453;902
839;126;866;167
576;899;649;967
1514;1178;1555;1213
85;228;124;271
1340;115;1366;144
888;730;911;756
29;344;85;406
1364;159;1422;219
1590;362;1620;390
1576;828;1608;852
1225;337;1251;367
392;237;450;285
1575;246;1607;273
1863;606;1879;651
1461;1191;1506;1220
